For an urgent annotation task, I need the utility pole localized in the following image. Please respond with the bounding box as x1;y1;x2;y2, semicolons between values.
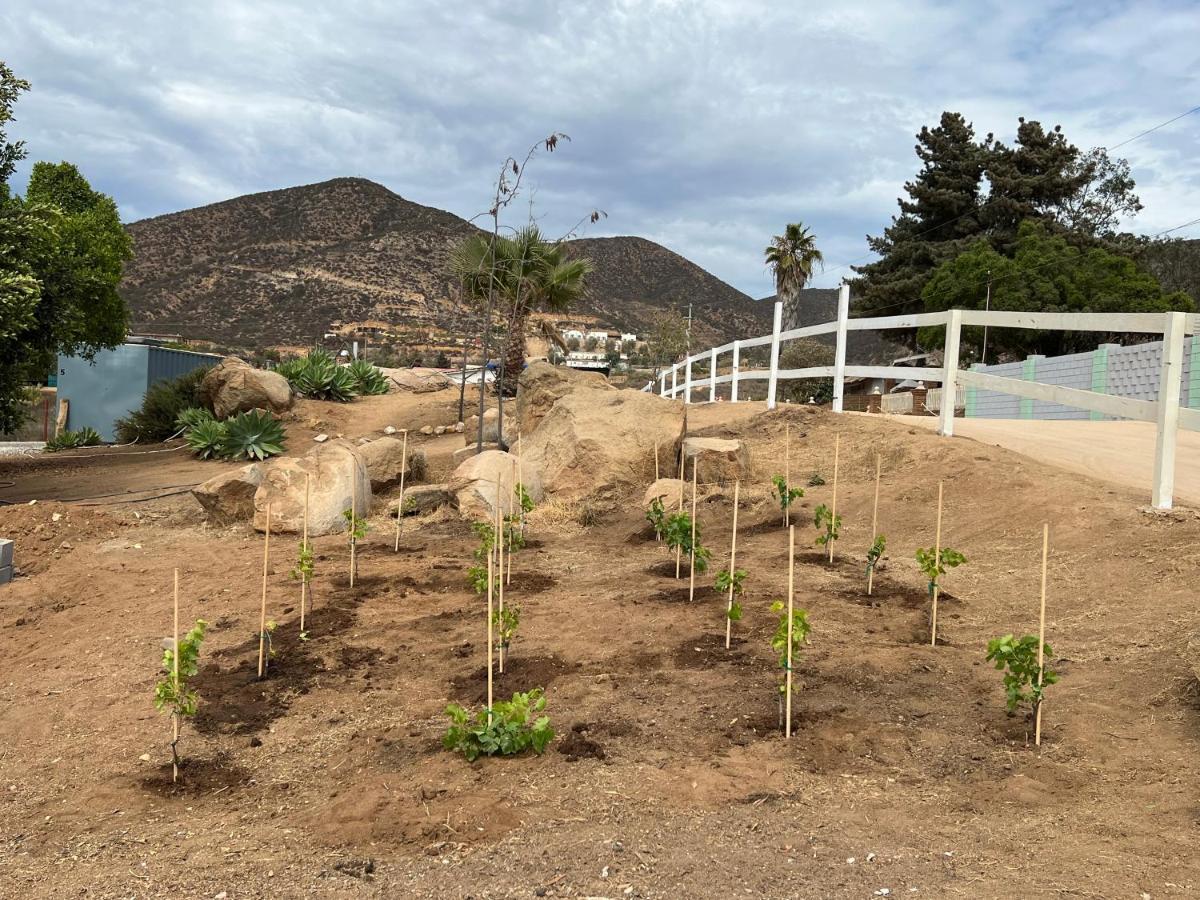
980;271;992;366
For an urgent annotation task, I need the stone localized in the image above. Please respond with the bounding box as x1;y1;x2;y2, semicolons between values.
197;357;293;419
252;440;371;535
447;450;543;522
378;367;452;393
464;407;503;444
434;425;446;436
0;565;11;586
394;483;451;516
522;387;685;500
643;478;685;510
313;434;329;443
419;425;434;436
681;437;751;485
452;443;501;466
357;437;426;490
0;538;12;569
515;361;610;437
383;425;397;435
191;463;264;524
454;422;465;433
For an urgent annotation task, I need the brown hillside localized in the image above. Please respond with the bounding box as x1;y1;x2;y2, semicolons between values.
121;178;769;348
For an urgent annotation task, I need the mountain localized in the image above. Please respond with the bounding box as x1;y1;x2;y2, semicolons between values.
759;288;909;364
120;178;768;349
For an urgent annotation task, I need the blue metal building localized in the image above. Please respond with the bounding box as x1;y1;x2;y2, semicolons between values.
57;344;223;442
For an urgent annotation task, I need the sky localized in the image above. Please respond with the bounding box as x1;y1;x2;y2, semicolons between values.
3;0;1199;299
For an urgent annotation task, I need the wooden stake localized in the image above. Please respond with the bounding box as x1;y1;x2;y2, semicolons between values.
486;513;495;723
828;433;840;564
496;482;505;673
930;480;943;647
1035;522;1049;746
675;453;685;578
394;429;408;552
257;503;270;678
349;462;358;588
517;429;525;537
172;568;180;783
654;439;660;482
688;461;698;602
725;480;740;650
867;453;880;596
784;423;790;528
301;473;310;633
785;524;795;738
507;459;515;586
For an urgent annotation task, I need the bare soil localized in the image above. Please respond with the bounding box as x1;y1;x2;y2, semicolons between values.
2;400;1199;898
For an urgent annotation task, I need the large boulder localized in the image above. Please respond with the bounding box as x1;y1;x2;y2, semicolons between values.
643;477;685;511
198;357;293;419
357;437;425;490
393;483;451;517
192;463;264;524
252;440;371;535
681;437;751;485
515;361;610;437
522;389;685;500
447;450;544;522
379;367;452;394
464;407;503;445
453;442;501;466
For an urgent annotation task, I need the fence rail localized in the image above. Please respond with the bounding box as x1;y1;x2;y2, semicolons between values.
645;288;1197;510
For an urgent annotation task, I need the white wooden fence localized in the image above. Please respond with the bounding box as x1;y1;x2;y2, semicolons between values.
645;285;1199;510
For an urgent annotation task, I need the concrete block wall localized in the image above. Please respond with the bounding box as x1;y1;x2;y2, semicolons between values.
964;336;1198;421
0;538;12;585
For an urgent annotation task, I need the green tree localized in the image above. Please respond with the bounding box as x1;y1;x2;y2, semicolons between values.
765;222;824;329
647;310;688;369
0;68;132;432
921;220;1194;359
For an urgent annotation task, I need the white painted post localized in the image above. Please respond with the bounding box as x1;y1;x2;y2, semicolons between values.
730;340;741;403
766;301;783;410
831;283;850;413
938;309;963;437
659;371;666;397
708;347;717;402
1152;311;1187;509
670;363;677;399
683;355;693;405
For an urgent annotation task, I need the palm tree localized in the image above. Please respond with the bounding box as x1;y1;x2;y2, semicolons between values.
764;223;824;329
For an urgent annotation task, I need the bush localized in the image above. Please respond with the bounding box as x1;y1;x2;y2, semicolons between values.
44;426;102;451
277;349;358;402
443;689;554;762
114;367;211;443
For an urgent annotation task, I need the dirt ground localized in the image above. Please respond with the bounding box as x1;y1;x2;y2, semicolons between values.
2;393;1200;898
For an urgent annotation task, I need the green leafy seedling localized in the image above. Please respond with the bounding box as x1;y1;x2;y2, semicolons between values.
770;601;811;726
645;496;667;539
715;567;748;621
515;482;535;515
154;618;208;772
771;474;804;514
663;512;712;574
866;534;887;574
813;504;841;549
985;634;1059;718
916;546;966;595
291;541;314;584
492;603;520;665
808;472;825;487
443;689;555;762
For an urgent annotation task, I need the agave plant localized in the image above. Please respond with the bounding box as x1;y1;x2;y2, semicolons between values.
279;349;359;402
347;359;389;395
222;410;286;460
186;418;228;459
44;426;102;452
175;406;216;433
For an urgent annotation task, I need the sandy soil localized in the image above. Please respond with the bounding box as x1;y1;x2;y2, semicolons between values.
2;396;1199;898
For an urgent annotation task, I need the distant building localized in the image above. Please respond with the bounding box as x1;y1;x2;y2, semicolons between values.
620;333;637;344
586;330;609;343
562;329;584;342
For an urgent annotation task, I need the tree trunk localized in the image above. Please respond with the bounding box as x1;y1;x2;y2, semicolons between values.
501;307;528;399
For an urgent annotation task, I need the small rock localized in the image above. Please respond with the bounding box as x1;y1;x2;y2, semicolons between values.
383;425;397;435
313;433;329;443
52;512;62;522
419;425;434;436
601;865;610;878
138;753;151;762
434;425;446;436
454;422;464;433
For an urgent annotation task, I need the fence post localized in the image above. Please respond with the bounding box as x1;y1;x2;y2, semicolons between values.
708;347;717;402
659;370;666;397
938;309;963;437
832;283;850;413
730;340;741;403
683;355;693;405
670;363;677;399
1152;311;1186;509
766;301;783;410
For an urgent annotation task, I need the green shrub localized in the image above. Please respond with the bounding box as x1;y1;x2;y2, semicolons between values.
44;426;102;451
114;367;212;443
985;634;1058;715
278;349;358;402
443;689;554;762
664;511;712;573
222;409;286;460
347;359;389;395
186;419;227;459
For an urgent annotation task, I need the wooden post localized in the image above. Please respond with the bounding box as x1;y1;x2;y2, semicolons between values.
785;524;795;738
486;515;495;723
828;434;840;564
688;461;698;602
349;462;358;588
506;460;515;586
654;439;660;482
784;423;790;528
930;481;943;647
867;453;880;596
766;300;783;410
301;473;310;632
725;480;740;650
675;453;685;578
496;482;505;673
394;429;408;552
172;568;180;783
257;503;270;678
1035;523;1049;746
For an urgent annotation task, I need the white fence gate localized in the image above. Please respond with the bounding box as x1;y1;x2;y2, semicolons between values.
645;285;1199;510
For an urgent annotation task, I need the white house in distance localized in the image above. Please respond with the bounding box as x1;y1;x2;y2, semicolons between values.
562;328;584;342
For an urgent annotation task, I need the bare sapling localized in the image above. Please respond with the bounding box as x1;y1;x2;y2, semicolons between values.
154;569;208;783
828;433;840;563
257;503;271;678
394;429;408;552
867;453;883;596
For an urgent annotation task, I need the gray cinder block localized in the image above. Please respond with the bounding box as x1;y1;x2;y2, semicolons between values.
0;538;12;569
0;565;12;586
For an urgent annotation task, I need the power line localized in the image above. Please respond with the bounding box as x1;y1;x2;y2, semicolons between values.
1106;105;1200;151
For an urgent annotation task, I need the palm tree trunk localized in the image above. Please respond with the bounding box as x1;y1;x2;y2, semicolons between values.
780;284;803;331
501;307;527;400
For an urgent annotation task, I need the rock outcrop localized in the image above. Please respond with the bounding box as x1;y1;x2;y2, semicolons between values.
681;437;751;485
198;357;293;419
191;463;264;524
642;477;685;510
357;437;425;490
447;450;543;522
379;367;451;393
515;362;609;437
251;440;371;535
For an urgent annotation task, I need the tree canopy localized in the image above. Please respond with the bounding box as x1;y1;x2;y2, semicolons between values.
0;62;131;433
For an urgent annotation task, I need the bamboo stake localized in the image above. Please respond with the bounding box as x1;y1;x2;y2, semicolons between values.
172;568;180;783
725;480;740;650
507;460;515;586
784;423;790;528
517;429;525;538
496;482;505;673
654;439;660;482
1035;523;1049;746
486;514;495;723
394;429;408;552
930;481;943;647
349;462;357;588
688;461;698;602
301;473;310;633
785;524;795;738
675;453;685;578
828;434;840;564
257;503;270;678
867;453;880;596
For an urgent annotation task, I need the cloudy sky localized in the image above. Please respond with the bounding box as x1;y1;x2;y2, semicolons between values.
3;0;1198;299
